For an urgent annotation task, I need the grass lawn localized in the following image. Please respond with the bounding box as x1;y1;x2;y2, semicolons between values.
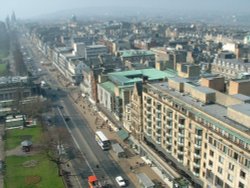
0;63;7;75
4;155;64;188
5;126;42;151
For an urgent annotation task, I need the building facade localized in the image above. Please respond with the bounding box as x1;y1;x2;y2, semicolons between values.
139;78;250;188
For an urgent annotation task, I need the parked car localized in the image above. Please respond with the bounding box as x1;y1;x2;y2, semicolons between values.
115;176;126;187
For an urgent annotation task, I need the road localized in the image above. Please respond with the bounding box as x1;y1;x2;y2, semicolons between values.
20;34;135;188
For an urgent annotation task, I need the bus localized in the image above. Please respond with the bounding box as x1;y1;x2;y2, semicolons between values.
95;131;111;150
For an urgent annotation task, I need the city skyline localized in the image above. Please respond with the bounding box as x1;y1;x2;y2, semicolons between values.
1;0;250;20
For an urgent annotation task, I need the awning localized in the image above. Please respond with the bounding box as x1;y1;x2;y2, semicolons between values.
117;129;129;141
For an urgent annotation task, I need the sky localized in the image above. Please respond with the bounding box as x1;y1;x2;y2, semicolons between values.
1;0;250;20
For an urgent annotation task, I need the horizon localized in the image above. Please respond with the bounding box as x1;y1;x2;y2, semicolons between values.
1;0;250;21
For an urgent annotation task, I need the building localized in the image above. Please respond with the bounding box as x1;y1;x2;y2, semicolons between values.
228;79;250;96
84;45;108;60
176;63;200;79
81;54;124;104
97;69;176;124
211;52;250;79
0;76;39;102
52;46;84;84
200;76;225;92
118;50;156;67
138;78;250;188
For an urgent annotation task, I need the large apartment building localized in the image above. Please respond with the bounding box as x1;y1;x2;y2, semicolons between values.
130;77;250;188
211;52;250;79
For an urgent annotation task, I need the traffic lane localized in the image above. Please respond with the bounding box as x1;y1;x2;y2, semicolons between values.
54;105;114;185
62;98;135;188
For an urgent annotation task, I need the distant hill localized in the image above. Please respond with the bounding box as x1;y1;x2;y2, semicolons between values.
25;7;250;27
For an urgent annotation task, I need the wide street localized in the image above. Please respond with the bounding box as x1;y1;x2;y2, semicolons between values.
20;33;135;188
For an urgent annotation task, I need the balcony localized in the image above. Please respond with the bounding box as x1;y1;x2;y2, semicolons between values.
156;116;161;121
177;158;183;163
195;134;202;139
166;140;172;145
156;108;161;113
166;132;172;137
156;132;161;137
194;144;202;149
193;172;199;177
166;149;172;153
156;139;161;145
178;124;185;128
166;125;172;129
194;153;201;159
178;133;185;137
177;150;184;155
146;131;152;137
177;141;184;146
193;162;200;168
167;116;173;120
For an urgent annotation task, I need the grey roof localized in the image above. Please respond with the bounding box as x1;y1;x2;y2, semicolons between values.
21;140;32;147
232;94;250;101
195;86;216;94
136;173;155;187
169;77;188;83
111;143;124;154
229;104;250;116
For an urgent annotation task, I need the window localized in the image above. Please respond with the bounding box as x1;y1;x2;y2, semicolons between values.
209;160;213;167
240;170;246;179
218;167;223;174
229;163;234;171
219;156;224;164
227;174;233;182
239;182;244;188
209;150;214;157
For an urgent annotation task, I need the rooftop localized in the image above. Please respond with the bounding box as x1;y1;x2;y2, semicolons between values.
147;82;250;144
229;104;250;116
0;76;28;85
119;49;155;58
99;81;115;95
86;44;106;49
232;94;250;101
108;68;175;86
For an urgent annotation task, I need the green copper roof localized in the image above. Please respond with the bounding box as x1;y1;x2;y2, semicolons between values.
108;68;175;86
119;50;155;58
99;81;115;95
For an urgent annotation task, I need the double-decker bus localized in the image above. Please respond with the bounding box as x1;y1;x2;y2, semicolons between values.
95;131;111;150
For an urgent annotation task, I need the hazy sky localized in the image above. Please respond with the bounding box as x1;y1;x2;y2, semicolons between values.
1;0;250;20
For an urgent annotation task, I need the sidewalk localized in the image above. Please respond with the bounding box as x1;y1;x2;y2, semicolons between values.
0;125;4;188
70;91;168;187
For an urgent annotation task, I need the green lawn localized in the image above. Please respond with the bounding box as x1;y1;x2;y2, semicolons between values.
4;155;64;188
0;63;7;75
5;126;42;150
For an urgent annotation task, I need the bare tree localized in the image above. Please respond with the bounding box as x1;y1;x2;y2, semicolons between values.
21;98;52;119
40;127;74;177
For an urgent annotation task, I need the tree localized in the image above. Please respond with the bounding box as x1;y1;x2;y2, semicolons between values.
21;98;51;119
40;127;76;177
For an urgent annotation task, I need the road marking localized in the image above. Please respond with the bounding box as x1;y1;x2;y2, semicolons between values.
57;107;95;176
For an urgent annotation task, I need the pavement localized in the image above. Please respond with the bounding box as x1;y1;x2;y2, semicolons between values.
0;125;4;188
